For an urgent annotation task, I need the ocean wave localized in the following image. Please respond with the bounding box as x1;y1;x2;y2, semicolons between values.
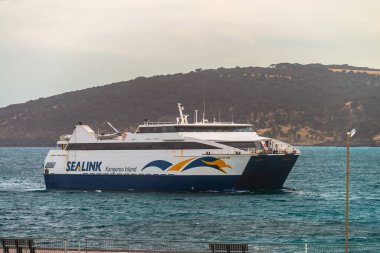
0;177;45;192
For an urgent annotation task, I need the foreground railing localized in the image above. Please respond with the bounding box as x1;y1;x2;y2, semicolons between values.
84;238;380;253
1;238;379;253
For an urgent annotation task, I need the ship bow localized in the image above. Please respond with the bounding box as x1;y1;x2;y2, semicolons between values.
237;154;299;190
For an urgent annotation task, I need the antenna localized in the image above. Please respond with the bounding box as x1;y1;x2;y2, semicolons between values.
229;106;234;123
202;81;206;123
203;93;206;117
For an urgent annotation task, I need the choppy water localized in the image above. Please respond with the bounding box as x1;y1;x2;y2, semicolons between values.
0;147;379;244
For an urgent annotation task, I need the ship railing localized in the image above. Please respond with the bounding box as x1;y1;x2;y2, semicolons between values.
144;121;178;126
144;121;244;126
241;148;296;155
265;148;297;155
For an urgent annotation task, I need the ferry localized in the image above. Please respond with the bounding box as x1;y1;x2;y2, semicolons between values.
44;103;300;191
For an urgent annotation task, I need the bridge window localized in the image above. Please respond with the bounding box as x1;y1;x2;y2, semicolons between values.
136;126;253;133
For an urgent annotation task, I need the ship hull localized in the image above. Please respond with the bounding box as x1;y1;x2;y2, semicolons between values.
44;154;299;191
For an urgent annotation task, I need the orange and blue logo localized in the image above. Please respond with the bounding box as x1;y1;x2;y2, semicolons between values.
142;157;231;173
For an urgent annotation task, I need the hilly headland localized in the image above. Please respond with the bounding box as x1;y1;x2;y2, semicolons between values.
0;63;379;146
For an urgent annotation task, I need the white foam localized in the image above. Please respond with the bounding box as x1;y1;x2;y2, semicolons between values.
0;177;45;192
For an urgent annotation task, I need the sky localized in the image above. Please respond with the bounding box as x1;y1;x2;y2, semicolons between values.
0;0;379;108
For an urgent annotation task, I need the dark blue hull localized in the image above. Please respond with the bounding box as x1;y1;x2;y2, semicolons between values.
44;154;299;191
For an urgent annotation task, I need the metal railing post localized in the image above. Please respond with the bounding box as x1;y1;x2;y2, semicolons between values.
345;129;355;253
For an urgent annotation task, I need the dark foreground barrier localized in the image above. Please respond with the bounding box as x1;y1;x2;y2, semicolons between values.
1;238;35;253
209;243;248;253
1;238;67;253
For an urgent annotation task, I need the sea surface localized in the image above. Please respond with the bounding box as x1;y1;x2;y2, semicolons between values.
0;147;379;244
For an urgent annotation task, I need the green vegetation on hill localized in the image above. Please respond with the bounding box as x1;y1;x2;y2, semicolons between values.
0;63;379;146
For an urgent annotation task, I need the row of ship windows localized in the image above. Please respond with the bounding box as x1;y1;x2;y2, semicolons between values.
60;141;262;151
65;142;220;150
136;126;253;133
